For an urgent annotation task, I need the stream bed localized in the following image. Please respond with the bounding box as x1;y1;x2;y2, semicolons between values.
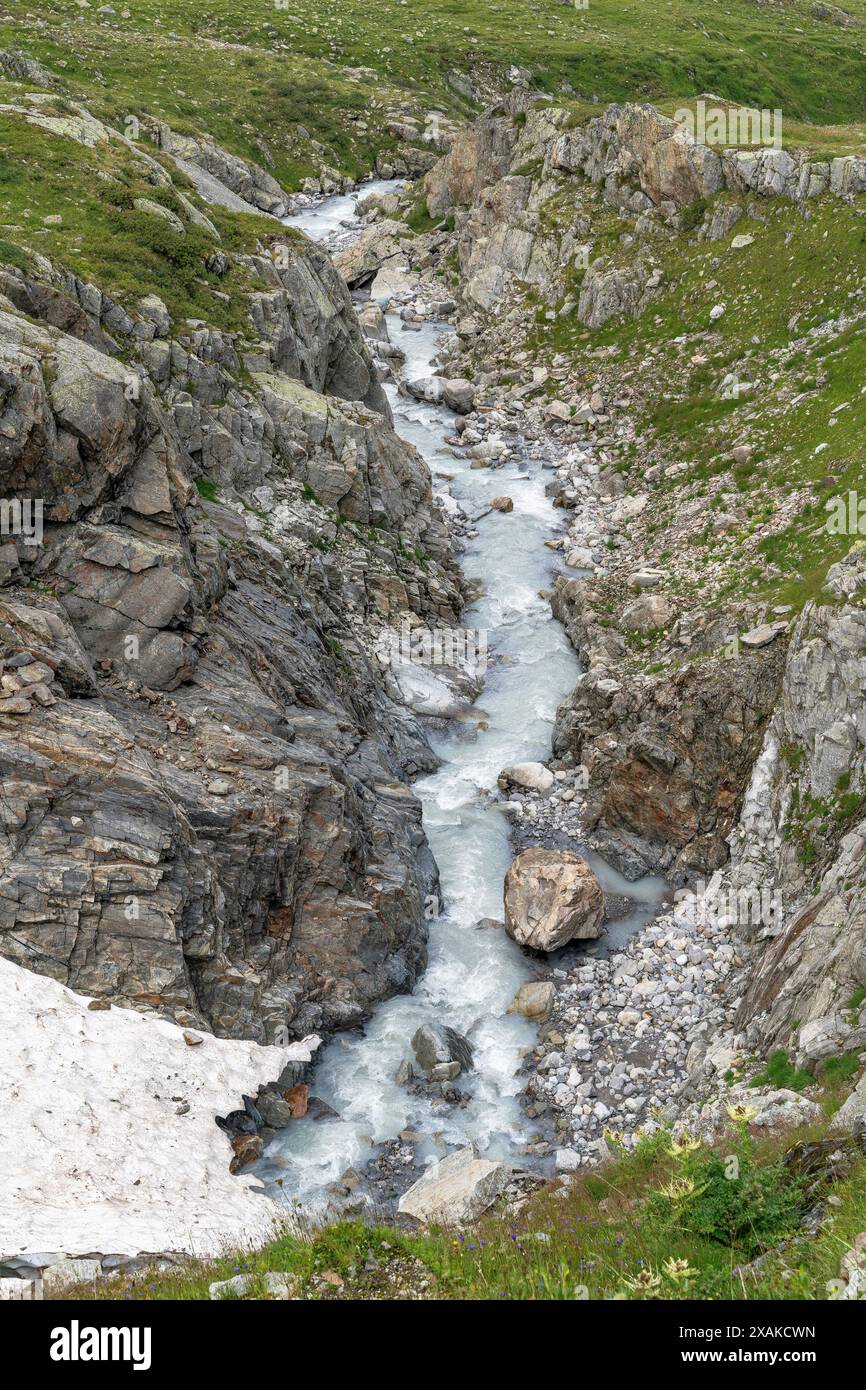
260;187;665;1216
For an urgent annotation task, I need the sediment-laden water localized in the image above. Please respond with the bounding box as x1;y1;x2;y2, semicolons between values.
261;189;663;1214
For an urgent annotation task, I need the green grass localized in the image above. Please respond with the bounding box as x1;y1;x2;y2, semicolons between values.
750;1050;814;1093
8;0;866;131
0;9;420;192
0;106;283;326
53;1113;866;1302
405;195;439;234
524;179;866;619
848;987;866;1016
4;0;866;208
821;1052;862;1086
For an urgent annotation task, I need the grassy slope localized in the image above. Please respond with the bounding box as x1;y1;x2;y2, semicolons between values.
5;0;866;173
3;0;866;329
523;184;866;619
0;101;293;326
56;1111;866;1301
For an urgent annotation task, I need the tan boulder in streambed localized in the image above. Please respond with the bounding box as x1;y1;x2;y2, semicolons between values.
397;1145;509;1227
504;848;604;951
507;980;556;1020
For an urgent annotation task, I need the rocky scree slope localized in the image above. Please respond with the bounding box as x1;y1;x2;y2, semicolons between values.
0;104;464;1046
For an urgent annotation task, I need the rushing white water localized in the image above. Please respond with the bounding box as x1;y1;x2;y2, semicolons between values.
284;178;407;241
261;193;664;1215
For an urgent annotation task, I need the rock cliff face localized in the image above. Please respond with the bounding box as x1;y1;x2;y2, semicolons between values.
0;224;460;1043
729;553;866;1065
551;581;786;880
424;95;866;325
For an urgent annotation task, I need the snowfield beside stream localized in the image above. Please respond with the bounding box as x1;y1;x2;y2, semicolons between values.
0;956;319;1260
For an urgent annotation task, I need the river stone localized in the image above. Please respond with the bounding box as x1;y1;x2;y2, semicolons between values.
490;496;514;513
429;1061;461;1082
397;1145;509;1227
497;761;554;794
504;848;604;951
209;1271;295;1300
554;1148;582;1173
357;301;389;342
411;1024;473;1076
255;1090;294;1129
441;378;475;414
405;374;444;404
507;980;556;1020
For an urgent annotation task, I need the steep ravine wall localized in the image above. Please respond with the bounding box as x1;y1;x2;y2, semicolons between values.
425;95;866;322
729;552;866;1067
0;196;461;1045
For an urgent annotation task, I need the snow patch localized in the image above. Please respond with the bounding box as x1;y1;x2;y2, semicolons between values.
0;956;319;1260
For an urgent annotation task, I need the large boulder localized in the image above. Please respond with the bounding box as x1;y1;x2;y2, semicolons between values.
397;1145;509;1226
504;849;604;951
497;761;554;794
333;219;410;289
441;379;475;414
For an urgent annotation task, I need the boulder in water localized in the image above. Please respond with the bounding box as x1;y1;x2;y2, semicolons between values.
504;848;604;951
357;300;389;343
441;378;475;414
215;1093;264;1138
497;761;554;794
405;374;445;405
229;1134;263;1173
411;1024;473;1077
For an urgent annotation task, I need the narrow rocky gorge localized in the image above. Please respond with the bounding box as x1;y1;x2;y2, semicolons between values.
314;90;866;1189
2;34;866;1301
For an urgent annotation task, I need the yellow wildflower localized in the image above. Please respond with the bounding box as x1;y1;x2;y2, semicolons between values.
668;1134;701;1158
623;1267;662;1293
657;1176;696;1202
725;1102;757;1123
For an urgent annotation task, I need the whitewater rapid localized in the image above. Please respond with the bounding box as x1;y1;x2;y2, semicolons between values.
260;185;662;1215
